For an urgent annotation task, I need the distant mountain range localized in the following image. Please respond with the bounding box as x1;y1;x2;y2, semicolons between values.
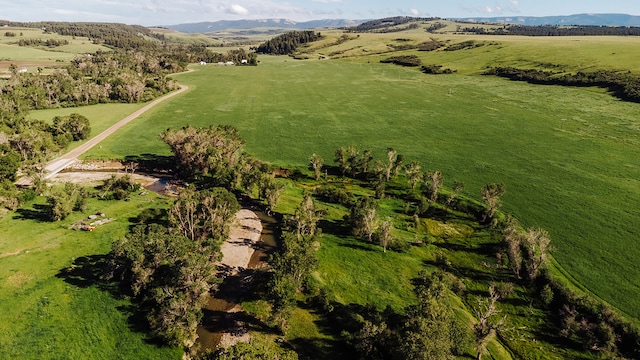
163;14;640;33
454;13;640;27
163;19;363;33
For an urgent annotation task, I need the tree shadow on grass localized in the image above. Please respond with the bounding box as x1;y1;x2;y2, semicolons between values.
290;301;363;360
55;255;167;346
318;219;350;237
13;203;50;222
288;337;353;360
433;240;500;257
339;241;377;252
123;154;175;173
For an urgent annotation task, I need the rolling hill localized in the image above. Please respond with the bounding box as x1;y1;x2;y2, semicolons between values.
163;14;640;34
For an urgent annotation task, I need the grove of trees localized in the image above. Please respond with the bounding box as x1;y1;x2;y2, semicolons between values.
255;30;322;55
485;66;640;103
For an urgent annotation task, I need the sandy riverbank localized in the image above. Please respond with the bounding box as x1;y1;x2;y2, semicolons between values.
214;209;264;348
220;209;263;274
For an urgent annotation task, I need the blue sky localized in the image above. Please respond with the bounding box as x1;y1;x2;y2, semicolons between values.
2;0;640;26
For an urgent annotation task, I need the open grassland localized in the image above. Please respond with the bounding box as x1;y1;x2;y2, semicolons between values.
84;49;640;320
303;26;640;74
29;103;149;153
150;28;221;46
0;194;181;359
0;28;107;74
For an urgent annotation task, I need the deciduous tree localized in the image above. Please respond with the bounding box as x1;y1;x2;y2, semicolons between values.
427;171;443;203
481;183;505;223
349;196;378;242
108;224;216;348
309;153;323;181
405;160;422;190
168;187;239;249
398;271;470;359
524;228;551;281
377;216;394;252
446;180;464;207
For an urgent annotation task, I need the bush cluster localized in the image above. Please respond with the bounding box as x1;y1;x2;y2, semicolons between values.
380;55;422;67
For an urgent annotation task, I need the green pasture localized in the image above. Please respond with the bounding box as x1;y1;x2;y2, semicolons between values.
0;193;181;359
152;30;221;46
303;27;640;74
84;55;640;319
0;27;105;53
0;27;106;74
29;103;148;152
0;44;74;62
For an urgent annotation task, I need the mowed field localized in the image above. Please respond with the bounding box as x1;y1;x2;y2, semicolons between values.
84;47;640;319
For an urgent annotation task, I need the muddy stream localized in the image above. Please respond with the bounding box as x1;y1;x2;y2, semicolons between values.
196;209;278;352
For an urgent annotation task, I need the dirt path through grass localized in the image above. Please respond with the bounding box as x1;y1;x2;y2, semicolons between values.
41;84;188;179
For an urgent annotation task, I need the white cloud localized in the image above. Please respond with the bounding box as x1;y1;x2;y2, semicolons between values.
227;4;249;15
410;8;420;16
312;0;342;3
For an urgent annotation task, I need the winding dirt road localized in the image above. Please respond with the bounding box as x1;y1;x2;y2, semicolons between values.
42;84;188;179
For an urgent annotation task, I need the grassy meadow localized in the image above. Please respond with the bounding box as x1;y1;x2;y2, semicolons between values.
84;45;640;320
0;193;181;359
0;27;107;74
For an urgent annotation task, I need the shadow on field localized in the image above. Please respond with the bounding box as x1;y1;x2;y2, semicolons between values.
56;255;165;346
13;204;50;222
318;219;349;237
290;301;362;360
433;240;499;257
124;154;175;173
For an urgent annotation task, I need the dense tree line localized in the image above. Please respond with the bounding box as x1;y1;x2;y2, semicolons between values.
444;40;487;51
1;21;165;49
1;49;180;111
345;16;438;33
463;24;640;36
161;125;284;213
425;22;447;33
485;66;640;103
0;113;90;184
255;31;322;55
18;38;69;47
184;45;257;65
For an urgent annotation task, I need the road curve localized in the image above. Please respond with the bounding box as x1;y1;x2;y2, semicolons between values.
43;84;188;179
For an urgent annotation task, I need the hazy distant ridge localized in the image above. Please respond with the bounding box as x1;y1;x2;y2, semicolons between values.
163;19;363;33
163;14;640;33
455;13;640;26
